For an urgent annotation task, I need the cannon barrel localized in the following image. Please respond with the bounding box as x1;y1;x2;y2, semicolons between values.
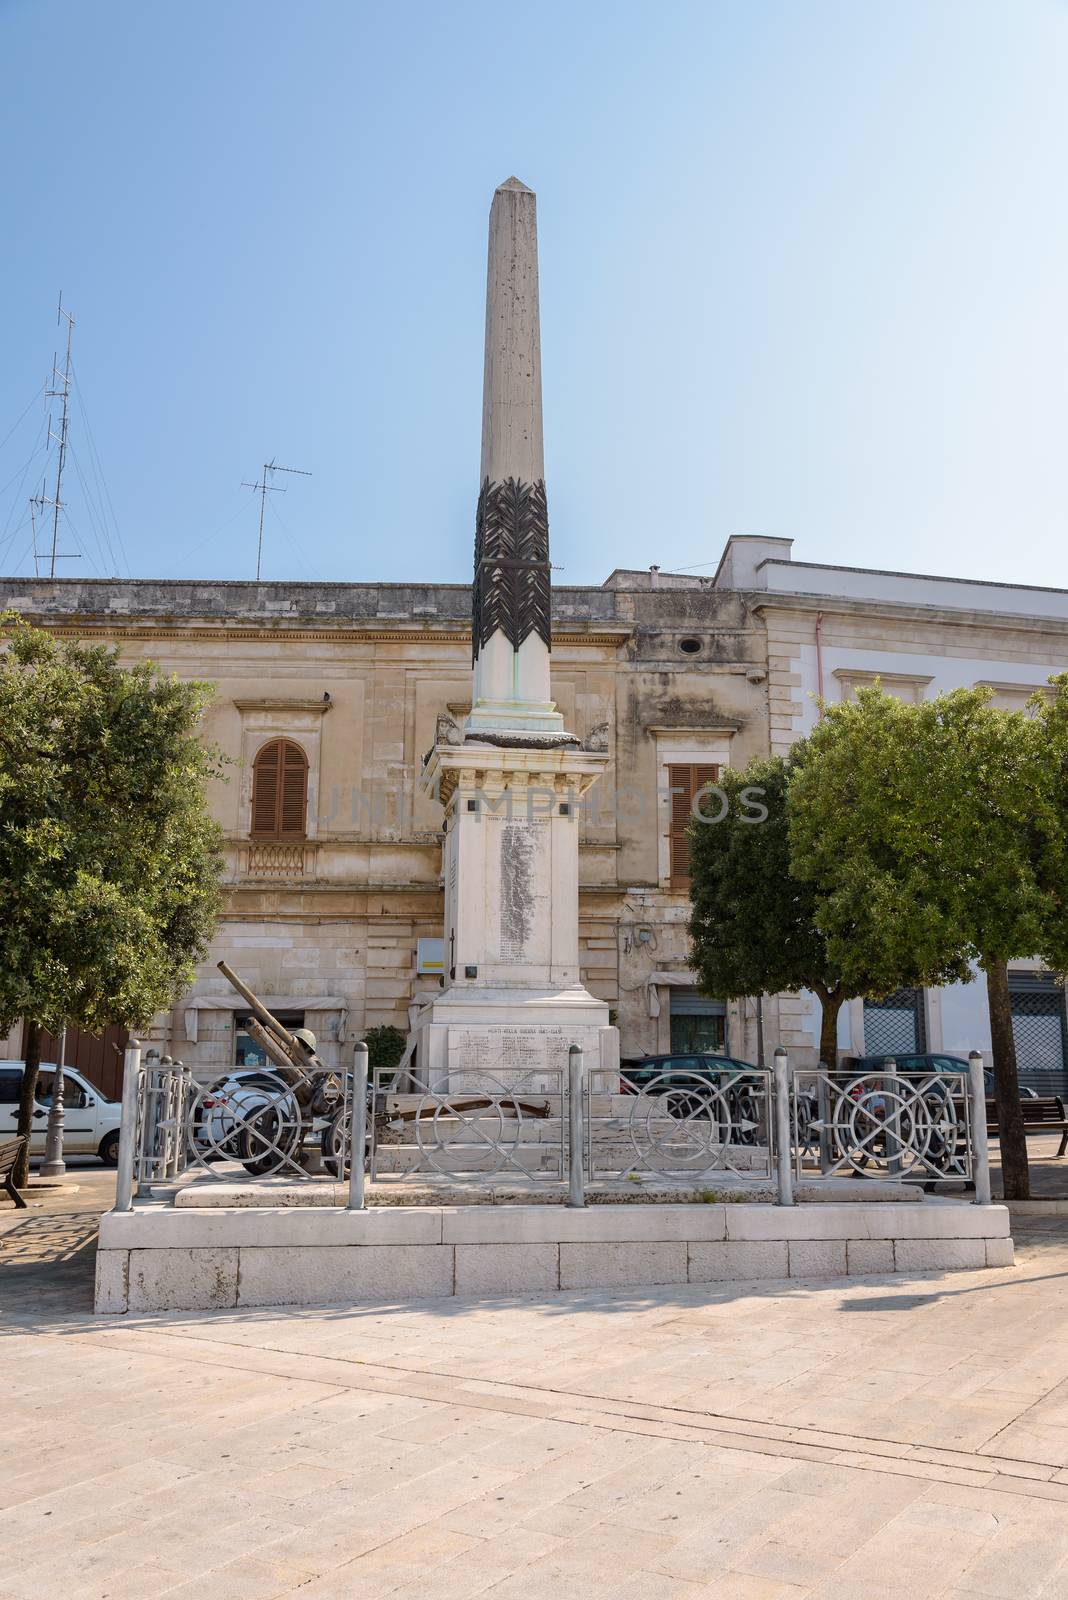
217;960;296;1051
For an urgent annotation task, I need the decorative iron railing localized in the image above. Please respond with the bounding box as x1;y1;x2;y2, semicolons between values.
587;1063;774;1183
792;1068;973;1185
111;1044;993;1212
114;1048;364;1201
369;1066;566;1184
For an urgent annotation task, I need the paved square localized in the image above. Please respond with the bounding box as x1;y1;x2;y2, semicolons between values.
5;1184;1068;1597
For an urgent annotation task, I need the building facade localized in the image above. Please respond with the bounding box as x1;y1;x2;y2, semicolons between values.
3;534;1067;1090
0;569;770;1077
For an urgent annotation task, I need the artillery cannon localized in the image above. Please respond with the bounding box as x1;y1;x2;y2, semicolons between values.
199;961;354;1176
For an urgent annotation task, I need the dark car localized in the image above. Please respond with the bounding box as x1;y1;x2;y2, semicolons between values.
619;1054;766;1141
844;1053;1038;1099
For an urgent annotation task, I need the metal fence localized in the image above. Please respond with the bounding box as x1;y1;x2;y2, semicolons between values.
792;1067;973;1185
112;1042;992;1211
369;1065;566;1184
587;1062;775;1184
114;1041;369;1212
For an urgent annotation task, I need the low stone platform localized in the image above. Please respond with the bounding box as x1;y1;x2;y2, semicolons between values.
95;1199;1013;1313
166;1171;927;1207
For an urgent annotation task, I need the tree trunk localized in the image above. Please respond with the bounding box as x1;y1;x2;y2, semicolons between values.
985;956;1030;1201
14;1020;41;1189
814;986;844;1073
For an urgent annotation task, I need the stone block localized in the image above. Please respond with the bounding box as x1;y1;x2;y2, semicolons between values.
859;1203;1010;1240
127;1247;239;1312
104;1205;442;1249
440;1204;726;1245
235;1244;455;1307
94;1249;129;1314
454;1243;559;1295
894;1239;987;1273
986;1237;1016;1267
846;1239;895;1276
726;1205;855;1241
687;1241;789;1283
789;1240;848;1279
174;1182;342;1210
559;1241;687;1289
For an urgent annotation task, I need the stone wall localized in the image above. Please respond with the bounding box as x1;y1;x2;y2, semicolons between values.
0;576;770;1072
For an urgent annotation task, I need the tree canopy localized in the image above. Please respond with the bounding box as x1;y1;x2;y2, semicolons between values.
687;752;970;1069
787;681;1068;1198
0;618;225;1178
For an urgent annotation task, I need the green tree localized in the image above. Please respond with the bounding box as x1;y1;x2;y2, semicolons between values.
789;683;1068;1201
687;756;969;1071
0;619;225;1186
688;758;840;1068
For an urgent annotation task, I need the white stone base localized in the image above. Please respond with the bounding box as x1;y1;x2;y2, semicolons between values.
95;1201;1014;1314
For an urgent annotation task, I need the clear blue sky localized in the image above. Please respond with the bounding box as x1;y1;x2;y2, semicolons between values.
2;1;1065;589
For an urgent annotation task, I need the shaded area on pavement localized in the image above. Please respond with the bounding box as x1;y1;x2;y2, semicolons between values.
0;1164;114;1317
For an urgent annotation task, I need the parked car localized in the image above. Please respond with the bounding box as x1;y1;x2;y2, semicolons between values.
619;1054;766;1140
844;1053;1039;1099
0;1062;122;1165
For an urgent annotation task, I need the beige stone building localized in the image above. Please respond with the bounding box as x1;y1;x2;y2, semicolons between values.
5;533;1068;1090
0;563;770;1079
616;538;1068;1090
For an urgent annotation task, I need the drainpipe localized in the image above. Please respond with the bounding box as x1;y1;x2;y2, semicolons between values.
815;611;825;716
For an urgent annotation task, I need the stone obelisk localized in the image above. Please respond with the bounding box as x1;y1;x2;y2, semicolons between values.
416;178;618;1087
468;177;564;737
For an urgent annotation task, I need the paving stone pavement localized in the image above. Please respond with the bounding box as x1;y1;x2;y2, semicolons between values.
4;1195;1068;1599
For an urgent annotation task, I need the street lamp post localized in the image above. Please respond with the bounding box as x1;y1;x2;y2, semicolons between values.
40;1025;67;1179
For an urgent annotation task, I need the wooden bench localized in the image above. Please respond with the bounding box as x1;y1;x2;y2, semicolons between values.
0;1136;28;1209
987;1097;1068;1157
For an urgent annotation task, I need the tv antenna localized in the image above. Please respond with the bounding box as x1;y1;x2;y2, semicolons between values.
241;459;312;580
30;294;81;579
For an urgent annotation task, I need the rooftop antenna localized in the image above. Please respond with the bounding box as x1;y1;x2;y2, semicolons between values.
241;459;312;580
30;294;81;579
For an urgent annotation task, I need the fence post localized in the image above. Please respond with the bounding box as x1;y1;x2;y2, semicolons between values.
166;1061;189;1179
568;1044;586;1208
968;1050;992;1206
885;1058;903;1177
113;1039;142;1213
772;1047;794;1207
348;1042;369;1211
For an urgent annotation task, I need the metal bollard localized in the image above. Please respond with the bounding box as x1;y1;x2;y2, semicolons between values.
567;1044;586;1208
348;1042;368;1210
968;1050;992;1206
113;1039;142;1212
772;1048;794;1206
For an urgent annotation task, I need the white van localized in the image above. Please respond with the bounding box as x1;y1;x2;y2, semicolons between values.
0;1063;122;1165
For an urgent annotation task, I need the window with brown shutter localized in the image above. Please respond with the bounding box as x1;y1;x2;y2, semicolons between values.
668;764;719;889
251;739;308;839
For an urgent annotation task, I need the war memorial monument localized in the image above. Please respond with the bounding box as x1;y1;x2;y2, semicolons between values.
93;181;1013;1314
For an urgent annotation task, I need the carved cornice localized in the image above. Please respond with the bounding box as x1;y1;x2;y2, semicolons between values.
472;476;552;661
1;623;629;648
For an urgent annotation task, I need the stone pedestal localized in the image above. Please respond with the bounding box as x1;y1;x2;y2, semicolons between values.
417;741;619;1086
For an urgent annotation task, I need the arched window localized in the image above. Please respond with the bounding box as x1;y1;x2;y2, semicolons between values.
251;739;308;839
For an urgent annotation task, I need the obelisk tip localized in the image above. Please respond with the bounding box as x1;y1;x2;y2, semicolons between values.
495;175;533;194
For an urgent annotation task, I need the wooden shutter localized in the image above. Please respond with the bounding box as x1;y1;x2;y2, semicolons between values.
251;739;307;838
279;742;308;838
668;764;719;889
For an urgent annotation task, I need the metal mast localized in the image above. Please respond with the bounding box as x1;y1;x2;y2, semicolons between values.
241;460;311;581
30;295;80;579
